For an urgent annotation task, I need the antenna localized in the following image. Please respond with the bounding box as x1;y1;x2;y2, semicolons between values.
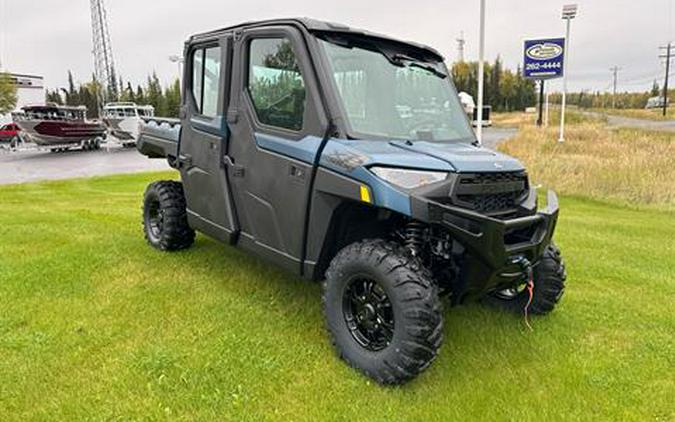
90;0;117;111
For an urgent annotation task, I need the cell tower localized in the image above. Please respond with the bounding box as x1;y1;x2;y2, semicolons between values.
90;0;117;108
456;31;466;62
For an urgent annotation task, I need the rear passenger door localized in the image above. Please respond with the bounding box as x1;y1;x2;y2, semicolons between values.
226;26;327;272
179;37;238;243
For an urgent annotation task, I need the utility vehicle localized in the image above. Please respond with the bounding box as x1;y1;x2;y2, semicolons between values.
137;18;567;385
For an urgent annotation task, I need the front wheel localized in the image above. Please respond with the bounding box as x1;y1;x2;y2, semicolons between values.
142;181;195;251
323;240;443;385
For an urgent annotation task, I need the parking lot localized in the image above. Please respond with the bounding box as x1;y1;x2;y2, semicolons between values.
0;144;170;185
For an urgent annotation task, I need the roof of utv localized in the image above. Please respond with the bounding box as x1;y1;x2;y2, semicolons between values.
189;17;444;62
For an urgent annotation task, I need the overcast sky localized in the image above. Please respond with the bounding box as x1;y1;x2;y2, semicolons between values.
1;0;673;93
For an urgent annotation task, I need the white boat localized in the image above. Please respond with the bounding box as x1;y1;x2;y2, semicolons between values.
102;102;155;143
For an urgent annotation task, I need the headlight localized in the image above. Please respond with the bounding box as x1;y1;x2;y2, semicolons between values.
370;167;447;189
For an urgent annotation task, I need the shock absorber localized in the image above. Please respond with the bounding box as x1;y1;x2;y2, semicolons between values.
404;221;425;257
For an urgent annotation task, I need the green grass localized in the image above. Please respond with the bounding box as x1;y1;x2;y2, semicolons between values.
1;172;674;420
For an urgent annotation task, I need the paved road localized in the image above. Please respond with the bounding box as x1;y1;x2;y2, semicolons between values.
0;127;517;186
0;146;170;185
583;111;675;132
605;115;675;132
480;127;518;149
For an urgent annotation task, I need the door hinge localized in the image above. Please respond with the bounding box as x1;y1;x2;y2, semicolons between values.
232;165;245;177
226;109;239;124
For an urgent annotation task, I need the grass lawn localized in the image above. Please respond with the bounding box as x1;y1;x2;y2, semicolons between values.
0;172;673;420
495;112;675;209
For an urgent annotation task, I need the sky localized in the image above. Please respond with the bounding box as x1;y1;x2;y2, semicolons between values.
0;0;674;94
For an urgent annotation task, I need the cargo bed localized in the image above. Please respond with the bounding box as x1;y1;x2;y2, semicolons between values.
136;117;181;160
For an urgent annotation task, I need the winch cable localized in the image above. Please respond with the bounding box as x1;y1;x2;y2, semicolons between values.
524;270;535;331
513;257;535;331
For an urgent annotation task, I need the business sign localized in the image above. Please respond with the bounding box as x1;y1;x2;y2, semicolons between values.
523;38;565;79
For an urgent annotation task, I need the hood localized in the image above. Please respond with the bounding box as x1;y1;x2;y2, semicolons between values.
387;140;524;172
321;139;524;174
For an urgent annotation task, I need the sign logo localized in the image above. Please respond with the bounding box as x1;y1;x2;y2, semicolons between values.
526;43;563;60
523;37;565;80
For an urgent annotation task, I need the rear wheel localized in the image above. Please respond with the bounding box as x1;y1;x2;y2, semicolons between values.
483;243;567;315
323;239;443;385
142;181;195;251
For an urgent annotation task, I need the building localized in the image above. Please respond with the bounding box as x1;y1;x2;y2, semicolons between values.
0;73;45;124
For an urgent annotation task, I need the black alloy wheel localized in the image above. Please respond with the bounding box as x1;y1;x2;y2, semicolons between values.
342;277;395;352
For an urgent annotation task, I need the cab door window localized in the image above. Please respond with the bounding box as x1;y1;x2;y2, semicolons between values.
247;38;306;131
190;46;222;117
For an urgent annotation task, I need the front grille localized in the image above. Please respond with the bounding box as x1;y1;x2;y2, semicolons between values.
451;172;528;215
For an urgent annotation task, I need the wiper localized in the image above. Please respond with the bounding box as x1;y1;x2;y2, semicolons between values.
406;61;447;79
389;54;447;79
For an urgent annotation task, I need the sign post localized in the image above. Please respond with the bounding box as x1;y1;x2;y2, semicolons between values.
523;37;566;129
476;0;486;145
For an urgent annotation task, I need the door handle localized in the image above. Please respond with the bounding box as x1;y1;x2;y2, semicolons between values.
223;155;245;177
289;165;306;180
178;154;192;167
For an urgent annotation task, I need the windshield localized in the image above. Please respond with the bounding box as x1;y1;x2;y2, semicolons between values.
319;39;475;143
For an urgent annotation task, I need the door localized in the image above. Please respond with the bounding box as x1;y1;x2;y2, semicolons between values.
179;37;238;243
226;26;327;272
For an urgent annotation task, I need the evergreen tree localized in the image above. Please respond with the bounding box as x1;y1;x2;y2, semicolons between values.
135;85;146;105
651;80;660;97
164;79;181;118
46;90;63;105
146;73;165;116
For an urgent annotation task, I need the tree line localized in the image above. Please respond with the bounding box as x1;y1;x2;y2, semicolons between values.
549;82;674;109
450;58;538;112
46;71;180;118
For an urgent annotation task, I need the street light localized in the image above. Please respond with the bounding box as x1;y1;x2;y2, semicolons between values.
559;3;578;143
169;55;184;83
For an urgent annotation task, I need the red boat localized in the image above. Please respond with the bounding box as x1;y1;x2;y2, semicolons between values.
12;104;107;147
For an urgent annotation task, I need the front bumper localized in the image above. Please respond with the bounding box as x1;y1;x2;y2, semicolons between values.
410;189;560;301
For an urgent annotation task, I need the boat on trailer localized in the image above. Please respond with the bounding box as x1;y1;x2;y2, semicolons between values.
12;104;107;151
102;102;155;145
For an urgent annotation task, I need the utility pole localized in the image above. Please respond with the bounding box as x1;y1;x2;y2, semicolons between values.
610;66;620;108
456;31;466;62
476;0;486;145
659;43;674;117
